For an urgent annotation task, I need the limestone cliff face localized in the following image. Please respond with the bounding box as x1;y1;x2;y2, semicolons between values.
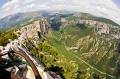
50;18;120;78
15;20;49;43
63;19;120;39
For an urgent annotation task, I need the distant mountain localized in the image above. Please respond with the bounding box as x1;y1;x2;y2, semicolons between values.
0;11;72;32
0;11;119;32
0;12;42;31
71;13;120;26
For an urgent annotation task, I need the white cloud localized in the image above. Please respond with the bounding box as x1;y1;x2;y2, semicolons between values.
0;0;120;25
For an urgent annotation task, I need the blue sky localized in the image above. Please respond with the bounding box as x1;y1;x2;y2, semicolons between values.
0;0;120;25
0;0;9;7
114;0;120;8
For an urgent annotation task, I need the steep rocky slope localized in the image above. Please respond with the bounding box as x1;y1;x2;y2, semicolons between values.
45;15;120;79
12;15;120;79
0;12;120;79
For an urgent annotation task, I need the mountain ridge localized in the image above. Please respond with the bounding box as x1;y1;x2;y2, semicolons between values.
0;15;120;79
0;11;119;32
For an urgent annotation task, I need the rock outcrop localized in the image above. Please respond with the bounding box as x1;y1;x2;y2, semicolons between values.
15;20;49;44
63;19;120;39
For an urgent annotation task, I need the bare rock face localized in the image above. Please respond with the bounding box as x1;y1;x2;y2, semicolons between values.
64;19;120;39
16;20;49;44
